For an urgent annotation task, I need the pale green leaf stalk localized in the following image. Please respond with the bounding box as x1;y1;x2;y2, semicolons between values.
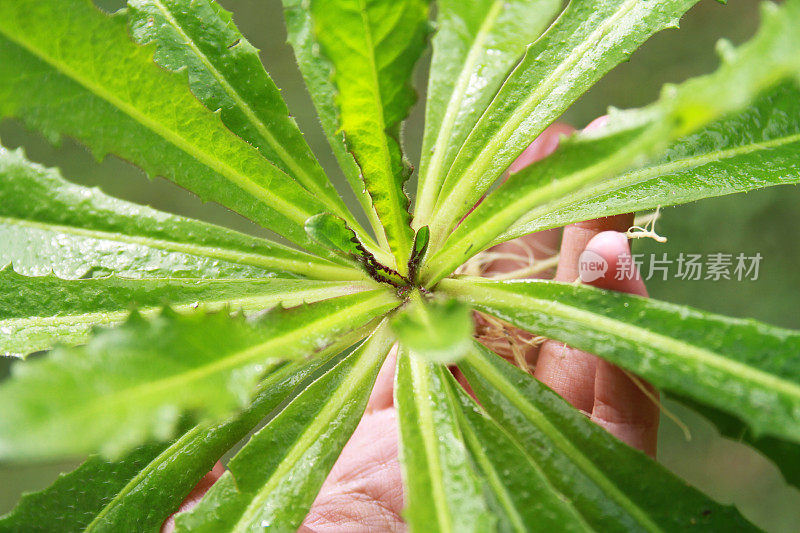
495;82;800;244
459;342;757;531
427;0;699;249
424;117;663;284
443;278;800;443
0;290;397;460
0;0;332;254
0;355;335;532
424;0;800;284
413;0;561;228
0;143;355;281
175;323;394;533
309;0;430;274
0;269;375;357
395;350;495;533
125;0;381;253
280;0;388;250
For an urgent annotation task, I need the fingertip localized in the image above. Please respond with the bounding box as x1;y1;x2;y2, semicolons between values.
585;230;627;255
584;115;609;132
581;231;647;296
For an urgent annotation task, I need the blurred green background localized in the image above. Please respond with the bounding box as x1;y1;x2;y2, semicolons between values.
1;0;799;530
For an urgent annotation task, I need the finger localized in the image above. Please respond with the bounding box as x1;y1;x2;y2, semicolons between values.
479;124;573;367
483;123;574;278
533;214;634;412
584;231;660;456
160;461;224;533
508;122;575;174
532;115;618;409
366;345;399;413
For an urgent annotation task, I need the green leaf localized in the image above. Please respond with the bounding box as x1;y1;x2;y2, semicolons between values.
0;443;170;533
0;269;374;357
126;0;380;248
443;369;592;533
126;0;332;206
668;394;800;491
0;0;331;251
281;0;387;248
495;82;800;243
306;213;409;286
390;291;472;363
408;225;430;282
0;144;354;281
423;114;662;283
458;342;757;531
442;277;800;444
305;213;373;264
395;351;494;533
428;0;699;246
425;0;800;284
308;0;430;274
175;323;394;533
0;356;333;532
0;290;397;460
413;0;560;227
304;212;385;267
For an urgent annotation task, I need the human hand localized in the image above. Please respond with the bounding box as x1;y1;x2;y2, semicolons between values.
477;119;660;456
162;122;659;533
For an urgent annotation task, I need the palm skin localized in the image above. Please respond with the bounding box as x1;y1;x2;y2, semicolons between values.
162;124;660;533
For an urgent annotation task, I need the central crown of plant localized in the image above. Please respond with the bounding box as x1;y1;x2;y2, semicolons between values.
0;0;799;531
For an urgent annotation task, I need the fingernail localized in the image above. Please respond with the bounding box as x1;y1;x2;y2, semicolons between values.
578;231;631;285
585;231;628;255
584;115;609;132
